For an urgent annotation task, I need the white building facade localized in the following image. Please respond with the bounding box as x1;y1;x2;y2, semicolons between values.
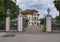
22;9;40;26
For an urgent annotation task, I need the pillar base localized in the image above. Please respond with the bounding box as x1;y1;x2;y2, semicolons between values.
18;30;22;32
46;30;51;32
46;31;51;33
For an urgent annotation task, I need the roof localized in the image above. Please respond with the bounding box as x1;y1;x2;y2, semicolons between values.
22;9;38;14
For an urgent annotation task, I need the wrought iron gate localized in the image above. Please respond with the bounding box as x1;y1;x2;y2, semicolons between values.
10;19;18;31
52;20;60;32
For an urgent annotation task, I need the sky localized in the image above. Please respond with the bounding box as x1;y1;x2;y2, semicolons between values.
13;0;59;18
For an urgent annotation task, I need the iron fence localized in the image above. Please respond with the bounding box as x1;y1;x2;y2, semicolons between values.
52;20;60;30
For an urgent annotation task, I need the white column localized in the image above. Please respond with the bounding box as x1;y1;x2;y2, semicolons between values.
18;16;23;32
46;16;51;32
6;17;10;32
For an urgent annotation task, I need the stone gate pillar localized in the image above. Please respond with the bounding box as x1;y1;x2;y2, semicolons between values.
18;14;23;32
46;8;52;32
46;15;52;32
6;17;10;32
18;9;23;32
6;9;10;32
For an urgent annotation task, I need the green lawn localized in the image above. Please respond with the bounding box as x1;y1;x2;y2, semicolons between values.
38;24;45;31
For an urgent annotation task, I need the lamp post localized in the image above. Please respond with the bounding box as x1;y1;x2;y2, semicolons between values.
6;9;10;32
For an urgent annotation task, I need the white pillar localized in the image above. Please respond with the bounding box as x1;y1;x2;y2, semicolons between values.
46;15;52;32
6;17;10;32
18;16;23;32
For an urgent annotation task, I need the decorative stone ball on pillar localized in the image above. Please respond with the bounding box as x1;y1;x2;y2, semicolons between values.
46;8;52;32
18;9;23;32
6;9;10;32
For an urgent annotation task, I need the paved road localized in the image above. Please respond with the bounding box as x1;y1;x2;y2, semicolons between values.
0;32;60;42
25;25;42;33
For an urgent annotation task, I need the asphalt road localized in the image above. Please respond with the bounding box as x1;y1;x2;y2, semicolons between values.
0;32;60;42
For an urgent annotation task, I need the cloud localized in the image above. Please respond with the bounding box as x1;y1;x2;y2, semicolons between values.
13;0;59;18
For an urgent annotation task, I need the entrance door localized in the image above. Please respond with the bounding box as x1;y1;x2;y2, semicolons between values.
10;19;18;32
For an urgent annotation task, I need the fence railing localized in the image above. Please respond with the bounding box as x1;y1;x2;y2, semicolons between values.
52;20;60;30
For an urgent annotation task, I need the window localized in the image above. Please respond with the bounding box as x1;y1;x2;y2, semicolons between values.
34;22;36;24
35;14;36;15
34;17;37;20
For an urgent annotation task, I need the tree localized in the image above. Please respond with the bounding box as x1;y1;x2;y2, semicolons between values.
4;0;19;19
0;0;19;29
0;0;5;29
40;18;45;24
0;0;4;14
54;0;60;16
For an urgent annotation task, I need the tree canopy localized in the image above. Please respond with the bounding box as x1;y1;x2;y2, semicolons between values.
54;0;60;16
0;0;19;29
4;0;19;19
0;0;4;14
0;0;19;20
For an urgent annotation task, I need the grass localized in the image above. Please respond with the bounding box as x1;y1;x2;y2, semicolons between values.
38;24;45;31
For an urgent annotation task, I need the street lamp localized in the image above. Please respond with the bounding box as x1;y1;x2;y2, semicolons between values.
6;9;10;16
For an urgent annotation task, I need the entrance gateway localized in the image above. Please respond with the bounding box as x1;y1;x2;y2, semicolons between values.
5;8;52;32
6;9;40;32
6;9;23;32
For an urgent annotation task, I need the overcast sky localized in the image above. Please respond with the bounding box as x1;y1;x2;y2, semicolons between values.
13;0;59;18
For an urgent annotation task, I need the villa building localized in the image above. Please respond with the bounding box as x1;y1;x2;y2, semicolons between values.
22;9;40;25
